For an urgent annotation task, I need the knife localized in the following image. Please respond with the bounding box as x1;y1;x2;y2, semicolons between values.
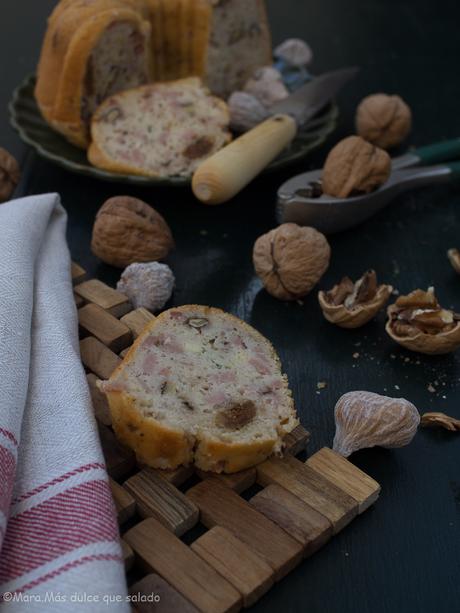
192;66;359;205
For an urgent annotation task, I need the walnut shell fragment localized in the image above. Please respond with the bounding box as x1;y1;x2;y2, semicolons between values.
0;147;20;202
333;390;420;457
447;248;460;274
253;223;331;300
356;93;412;149
318;270;392;328
322;136;391;198
420;412;460;432
91;196;174;268
386;287;460;355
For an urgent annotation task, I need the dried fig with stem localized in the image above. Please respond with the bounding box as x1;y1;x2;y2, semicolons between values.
318;270;392;328
386;287;460;354
322;136;391;198
91;196;174;268
356;93;412;149
333;390;420;457
253;223;331;300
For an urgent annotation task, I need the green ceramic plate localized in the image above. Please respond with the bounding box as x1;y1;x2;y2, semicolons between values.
9;74;338;186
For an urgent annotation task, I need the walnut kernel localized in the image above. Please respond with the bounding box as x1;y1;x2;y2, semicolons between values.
333;390;420;457
356;93;412;149
386;287;460;354
420;412;460;432
253;223;331;300
318;270;392;328
447;248;460;274
0;147;20;202
91;196;174;268
322;136;391;198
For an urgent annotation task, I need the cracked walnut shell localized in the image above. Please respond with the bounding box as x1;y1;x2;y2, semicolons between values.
318;270;393;328
420;412;460;432
322;136;391;198
91;196;174;268
0;147;20;202
386;287;460;354
253;223;331;300
333;391;420;457
356;93;412;149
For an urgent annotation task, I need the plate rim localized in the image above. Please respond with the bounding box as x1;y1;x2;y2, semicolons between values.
9;73;339;187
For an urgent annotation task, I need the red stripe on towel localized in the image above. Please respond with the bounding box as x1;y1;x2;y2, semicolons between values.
0;479;119;583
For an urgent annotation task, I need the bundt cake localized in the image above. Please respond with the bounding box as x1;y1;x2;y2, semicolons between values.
35;0;272;148
99;305;298;473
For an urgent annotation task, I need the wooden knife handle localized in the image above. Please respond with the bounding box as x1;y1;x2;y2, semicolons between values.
192;114;297;205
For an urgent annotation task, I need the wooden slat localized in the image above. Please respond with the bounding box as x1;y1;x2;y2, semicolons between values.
121;539;135;571
124;518;242;613
250;484;332;557
186;478;303;580
306;447;381;513
74;279;131;317
87;373;112;425
79;303;132;352
284;424;311;455
98;423;136;480
121;308;155;338
196;467;256;494
256;455;358;533
191;526;274;607
129;574;199;613
110;478;136;524
156;465;195;487
80;336;121;380
71;261;86;285
124;469;199;536
74;292;85;308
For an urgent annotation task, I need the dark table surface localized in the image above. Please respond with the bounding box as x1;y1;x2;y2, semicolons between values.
2;1;459;612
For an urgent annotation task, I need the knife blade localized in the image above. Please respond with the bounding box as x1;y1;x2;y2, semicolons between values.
192;66;358;205
269;66;359;126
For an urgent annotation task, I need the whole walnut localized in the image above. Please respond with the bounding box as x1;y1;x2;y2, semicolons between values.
91;196;174;268
0;147;20;202
356;93;412;149
253;223;331;300
322;136;391;198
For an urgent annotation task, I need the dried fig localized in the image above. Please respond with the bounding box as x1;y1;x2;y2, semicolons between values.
117;262;174;311
243;66;289;108
253;223;331;300
386;287;460;354
322;136;391;198
333;390;420;457
91;196;174;268
318;270;393;328
274;38;313;67
356;93;412;149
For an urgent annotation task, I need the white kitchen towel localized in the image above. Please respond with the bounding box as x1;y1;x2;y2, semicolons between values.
0;194;128;611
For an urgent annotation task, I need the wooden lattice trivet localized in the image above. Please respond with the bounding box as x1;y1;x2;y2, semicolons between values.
72;262;381;613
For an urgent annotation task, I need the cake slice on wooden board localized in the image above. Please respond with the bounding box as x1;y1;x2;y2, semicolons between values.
88;78;231;177
99;305;299;473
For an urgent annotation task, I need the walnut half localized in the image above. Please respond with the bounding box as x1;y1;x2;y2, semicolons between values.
386;287;460;354
318;270;392;328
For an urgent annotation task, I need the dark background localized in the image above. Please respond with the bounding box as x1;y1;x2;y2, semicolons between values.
2;1;459;612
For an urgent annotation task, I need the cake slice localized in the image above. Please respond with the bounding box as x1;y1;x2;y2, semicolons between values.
100;305;298;473
88;78;231;177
